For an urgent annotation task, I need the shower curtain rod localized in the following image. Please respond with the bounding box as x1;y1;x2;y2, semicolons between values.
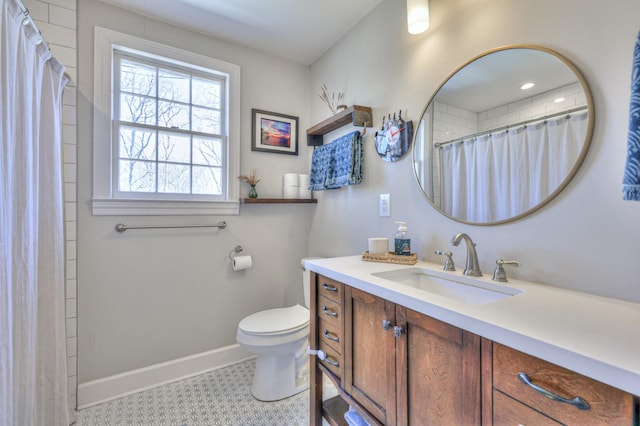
15;0;43;45
14;0;72;81
434;105;589;148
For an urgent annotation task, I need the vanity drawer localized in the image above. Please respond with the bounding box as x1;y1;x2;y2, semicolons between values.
493;389;561;425
318;318;342;354
317;295;342;326
493;343;635;425
317;275;343;303
319;340;342;379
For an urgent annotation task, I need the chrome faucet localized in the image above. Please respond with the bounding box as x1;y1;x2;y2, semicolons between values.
451;232;482;277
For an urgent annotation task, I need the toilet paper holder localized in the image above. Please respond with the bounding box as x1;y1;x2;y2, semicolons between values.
228;245;243;260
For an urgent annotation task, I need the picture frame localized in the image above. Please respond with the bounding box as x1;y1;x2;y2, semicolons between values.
251;109;299;155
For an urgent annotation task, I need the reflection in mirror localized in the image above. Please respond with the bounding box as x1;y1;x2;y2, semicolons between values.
413;46;594;225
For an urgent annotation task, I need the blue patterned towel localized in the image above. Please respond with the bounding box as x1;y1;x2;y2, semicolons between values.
344;406;369;426
309;131;363;190
623;30;640;200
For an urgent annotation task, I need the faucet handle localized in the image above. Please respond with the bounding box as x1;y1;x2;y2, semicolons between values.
493;259;520;282
435;250;456;271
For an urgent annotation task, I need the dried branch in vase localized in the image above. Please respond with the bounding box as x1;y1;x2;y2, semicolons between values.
318;83;345;115
238;168;261;185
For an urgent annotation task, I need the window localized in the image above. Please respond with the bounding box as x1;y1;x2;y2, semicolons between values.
93;27;240;215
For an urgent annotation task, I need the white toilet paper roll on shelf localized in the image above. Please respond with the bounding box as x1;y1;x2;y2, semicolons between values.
283;173;299;186
298;174;311;198
283;173;300;199
232;255;252;271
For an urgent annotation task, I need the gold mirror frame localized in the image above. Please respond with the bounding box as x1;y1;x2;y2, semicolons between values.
412;45;595;225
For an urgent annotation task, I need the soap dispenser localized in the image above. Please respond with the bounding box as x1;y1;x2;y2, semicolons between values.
394;221;411;256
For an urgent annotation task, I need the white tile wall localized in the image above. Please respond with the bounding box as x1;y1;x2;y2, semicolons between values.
478;82;587;131
23;0;78;410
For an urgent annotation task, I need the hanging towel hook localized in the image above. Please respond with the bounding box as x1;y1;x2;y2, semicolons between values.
362;121;368;136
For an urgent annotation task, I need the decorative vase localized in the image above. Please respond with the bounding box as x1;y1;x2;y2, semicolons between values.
248;184;258;198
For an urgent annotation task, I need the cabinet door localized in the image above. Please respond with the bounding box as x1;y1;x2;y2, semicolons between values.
396;307;481;426
344;287;397;425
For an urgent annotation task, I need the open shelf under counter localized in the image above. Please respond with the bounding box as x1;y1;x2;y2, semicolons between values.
241;198;318;204
322;396;349;426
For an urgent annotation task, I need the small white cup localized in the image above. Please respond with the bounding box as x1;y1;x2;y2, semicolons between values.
368;237;390;254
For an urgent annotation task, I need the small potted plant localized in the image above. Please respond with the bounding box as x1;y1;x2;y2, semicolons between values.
238;168;261;198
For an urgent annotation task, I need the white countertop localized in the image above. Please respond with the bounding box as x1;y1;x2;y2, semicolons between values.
305;255;640;396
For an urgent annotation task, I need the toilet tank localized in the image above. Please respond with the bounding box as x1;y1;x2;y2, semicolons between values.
301;257;323;308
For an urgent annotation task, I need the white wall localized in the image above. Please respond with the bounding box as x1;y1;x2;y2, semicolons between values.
309;0;640;303
76;0;313;384
73;0;640;400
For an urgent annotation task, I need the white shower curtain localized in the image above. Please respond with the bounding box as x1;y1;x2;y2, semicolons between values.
440;112;588;222
1;0;71;425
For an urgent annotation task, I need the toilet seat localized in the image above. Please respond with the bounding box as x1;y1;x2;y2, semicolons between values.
238;304;309;336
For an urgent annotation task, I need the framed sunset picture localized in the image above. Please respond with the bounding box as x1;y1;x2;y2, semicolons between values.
251;109;299;155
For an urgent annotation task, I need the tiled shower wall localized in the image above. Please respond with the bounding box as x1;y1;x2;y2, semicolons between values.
23;0;78;409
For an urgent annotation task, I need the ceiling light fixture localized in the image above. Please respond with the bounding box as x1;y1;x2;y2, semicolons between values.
554;97;566;103
520;82;535;90
407;0;430;35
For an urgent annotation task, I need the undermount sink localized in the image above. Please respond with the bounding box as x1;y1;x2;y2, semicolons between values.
372;267;523;305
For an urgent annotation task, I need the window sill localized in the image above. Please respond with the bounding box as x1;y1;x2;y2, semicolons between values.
92;198;240;216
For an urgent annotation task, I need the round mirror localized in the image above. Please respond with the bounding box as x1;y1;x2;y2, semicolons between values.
413;45;594;225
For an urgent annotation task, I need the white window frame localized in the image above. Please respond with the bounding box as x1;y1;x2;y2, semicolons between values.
92;27;240;215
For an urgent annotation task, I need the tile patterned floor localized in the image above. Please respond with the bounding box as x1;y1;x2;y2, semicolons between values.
75;359;310;425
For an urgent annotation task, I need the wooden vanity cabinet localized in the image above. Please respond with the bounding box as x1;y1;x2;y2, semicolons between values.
310;273;637;425
482;340;636;426
311;273;481;425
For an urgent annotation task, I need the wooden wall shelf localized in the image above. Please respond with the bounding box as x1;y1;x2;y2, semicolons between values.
241;198;317;204
307;105;372;146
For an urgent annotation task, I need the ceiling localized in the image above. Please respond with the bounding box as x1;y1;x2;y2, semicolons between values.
98;0;384;65
436;48;580;112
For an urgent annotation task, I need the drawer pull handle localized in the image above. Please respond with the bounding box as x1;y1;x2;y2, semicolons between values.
322;306;338;317
517;372;590;411
324;330;340;342
324;356;339;367
322;283;338;292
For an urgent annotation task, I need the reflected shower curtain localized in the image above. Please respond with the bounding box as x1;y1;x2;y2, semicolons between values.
440;112;588;223
1;0;71;424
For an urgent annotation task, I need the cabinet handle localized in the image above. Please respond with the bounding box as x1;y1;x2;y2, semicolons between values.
517;372;590;411
393;325;405;338
324;329;339;342
322;283;338;292
322;306;338;317
382;320;392;330
324;356;339;367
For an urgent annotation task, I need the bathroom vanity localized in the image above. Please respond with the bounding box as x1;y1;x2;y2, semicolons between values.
306;256;639;425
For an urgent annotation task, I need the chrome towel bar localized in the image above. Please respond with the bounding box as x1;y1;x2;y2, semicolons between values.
115;221;227;233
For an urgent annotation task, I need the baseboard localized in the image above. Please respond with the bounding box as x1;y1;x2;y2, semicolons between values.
77;343;254;409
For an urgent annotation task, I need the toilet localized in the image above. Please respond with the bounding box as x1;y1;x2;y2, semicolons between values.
236;258;318;401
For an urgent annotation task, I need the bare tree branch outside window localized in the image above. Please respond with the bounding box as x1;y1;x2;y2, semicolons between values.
116;55;225;196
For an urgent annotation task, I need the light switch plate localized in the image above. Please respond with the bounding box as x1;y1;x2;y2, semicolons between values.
379;193;391;216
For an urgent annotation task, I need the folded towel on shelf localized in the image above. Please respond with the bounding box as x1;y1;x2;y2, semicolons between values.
344;406;370;426
623;30;640;200
309;131;363;190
